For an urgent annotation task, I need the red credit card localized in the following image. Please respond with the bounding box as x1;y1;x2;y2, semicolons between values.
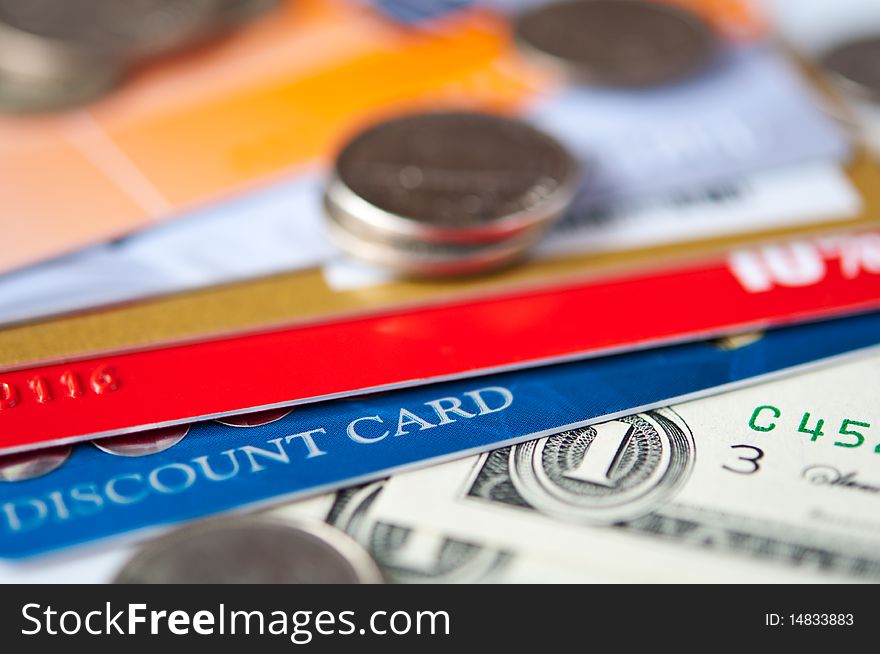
2;231;880;454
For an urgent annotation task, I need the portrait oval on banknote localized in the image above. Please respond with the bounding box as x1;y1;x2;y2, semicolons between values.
508;409;694;524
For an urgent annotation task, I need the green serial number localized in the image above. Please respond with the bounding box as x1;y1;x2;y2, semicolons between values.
748;405;876;451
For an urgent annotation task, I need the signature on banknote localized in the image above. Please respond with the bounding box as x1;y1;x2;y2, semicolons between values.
802;465;880;495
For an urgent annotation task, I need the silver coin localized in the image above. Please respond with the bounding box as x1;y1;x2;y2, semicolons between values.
92;424;189;457
0;17;121;112
215;407;293;427
325;207;544;276
0;0;219;57
114;517;383;583
0;62;120;113
211;0;281;28
0;18;104;77
821;35;880;102
326;111;579;245
0;445;72;482
514;0;718;87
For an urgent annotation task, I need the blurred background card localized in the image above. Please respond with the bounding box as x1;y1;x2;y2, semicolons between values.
0;0;854;309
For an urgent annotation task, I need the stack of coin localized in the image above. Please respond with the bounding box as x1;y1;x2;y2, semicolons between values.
820;35;880;158
0;0;280;114
323;111;580;276
513;0;719;88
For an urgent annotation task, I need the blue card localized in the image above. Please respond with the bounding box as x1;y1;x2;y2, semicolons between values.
368;0;474;24
2;311;880;558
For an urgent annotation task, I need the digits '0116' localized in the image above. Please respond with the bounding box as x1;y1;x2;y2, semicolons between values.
0;365;119;411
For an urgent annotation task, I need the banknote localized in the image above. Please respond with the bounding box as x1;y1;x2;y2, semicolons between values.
2;311;880;557
370;349;880;582
270;479;840;583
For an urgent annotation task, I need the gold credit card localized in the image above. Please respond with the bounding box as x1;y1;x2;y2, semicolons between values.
1;145;878;371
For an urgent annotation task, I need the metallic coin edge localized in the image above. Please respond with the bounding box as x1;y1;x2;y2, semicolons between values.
114;515;384;584
92;424;191;457
0;444;73;482
215;407;293;428
0;0;221;59
0;66;122;113
326;114;580;244
325;190;553;248
324;208;544;276
820;37;880;103
210;0;281;29
0;20;114;75
512;0;718;88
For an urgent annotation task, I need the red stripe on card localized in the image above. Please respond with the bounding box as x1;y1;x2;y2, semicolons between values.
1;233;879;453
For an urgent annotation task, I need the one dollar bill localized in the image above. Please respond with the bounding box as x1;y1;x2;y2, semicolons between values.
357;350;880;582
